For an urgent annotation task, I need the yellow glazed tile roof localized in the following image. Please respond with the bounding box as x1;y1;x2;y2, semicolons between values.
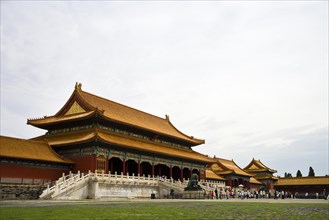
275;176;329;186
0;135;73;164
27;111;95;125
35;129;213;163
206;169;226;181
28;84;204;145
213;157;253;177
250;177;263;185
253;174;278;180
244;159;277;173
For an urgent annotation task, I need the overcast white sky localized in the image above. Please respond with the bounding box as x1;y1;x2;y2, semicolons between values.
1;1;328;177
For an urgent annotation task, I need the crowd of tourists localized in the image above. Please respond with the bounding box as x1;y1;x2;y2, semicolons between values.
207;188;328;200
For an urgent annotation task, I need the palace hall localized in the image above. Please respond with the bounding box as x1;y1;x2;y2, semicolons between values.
0;83;297;200
5;83;212;182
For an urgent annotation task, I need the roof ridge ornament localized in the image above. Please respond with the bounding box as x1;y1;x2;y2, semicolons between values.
75;82;82;90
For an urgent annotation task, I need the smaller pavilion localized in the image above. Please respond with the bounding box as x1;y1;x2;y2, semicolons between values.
244;158;278;190
209;157;252;189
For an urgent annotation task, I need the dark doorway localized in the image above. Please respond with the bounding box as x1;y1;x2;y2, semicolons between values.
141;161;152;177
109;157;123;175
126;159;138;176
154;164;170;179
183;168;191;180
172;166;181;181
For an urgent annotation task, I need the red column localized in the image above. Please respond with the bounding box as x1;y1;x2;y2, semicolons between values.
92;155;97;173
110;158;113;174
122;159;126;175
266;183;272;190
152;163;155;177
138;161;141;176
105;156;109;173
170;166;172;179
189;169;192;178
180;168;183;182
229;179;233;188
158;164;162;176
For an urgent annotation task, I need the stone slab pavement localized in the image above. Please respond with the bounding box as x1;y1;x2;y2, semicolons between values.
1;198;328;207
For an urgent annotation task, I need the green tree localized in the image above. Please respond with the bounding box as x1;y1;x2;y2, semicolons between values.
308;166;315;176
296;170;302;177
284;172;292;177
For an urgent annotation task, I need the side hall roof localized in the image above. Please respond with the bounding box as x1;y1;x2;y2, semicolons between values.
211;157;253;177
32;128;213;163
244;158;277;173
250;177;263;185
205;169;226;181
28;83;204;146
0;135;73;164
275;176;329;186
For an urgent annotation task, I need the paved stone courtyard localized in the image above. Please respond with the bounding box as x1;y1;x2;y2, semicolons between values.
1;198;328;207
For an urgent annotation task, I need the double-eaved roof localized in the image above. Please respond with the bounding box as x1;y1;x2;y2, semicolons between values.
0;135;73;164
244;158;277;173
27;83;210;163
28;83;204;146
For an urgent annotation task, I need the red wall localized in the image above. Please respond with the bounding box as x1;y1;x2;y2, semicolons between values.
0;163;70;181
69;155;96;173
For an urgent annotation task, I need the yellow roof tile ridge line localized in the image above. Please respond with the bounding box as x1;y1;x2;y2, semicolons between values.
230;159;253;176
256;159;277;173
80;89;169;121
0;135;73;164
1;135;45;144
79;86;204;144
256;159;267;168
165;115;205;144
51;82;94;117
214;158;232;172
243;158;256;170
52;84;82;117
218;157;233;162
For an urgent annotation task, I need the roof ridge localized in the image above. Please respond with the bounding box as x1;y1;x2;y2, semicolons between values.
255;159;268;168
79;87;204;144
28;83;204;145
231;159;249;171
1;135;46;144
166;116;205;144
80;89;168;122
0;135;73;164
217;157;233;162
280;176;329;179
